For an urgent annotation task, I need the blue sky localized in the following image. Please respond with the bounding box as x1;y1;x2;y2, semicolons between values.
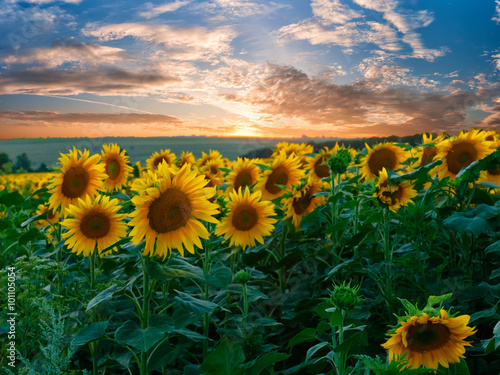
0;0;499;139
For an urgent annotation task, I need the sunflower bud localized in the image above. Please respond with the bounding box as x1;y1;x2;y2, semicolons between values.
328;148;352;175
329;282;361;311
234;270;251;284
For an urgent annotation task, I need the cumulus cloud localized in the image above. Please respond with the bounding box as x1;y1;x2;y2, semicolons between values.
84;23;237;62
223;64;500;135
1;38;128;68
0;68;180;96
139;1;189;18
194;0;286;19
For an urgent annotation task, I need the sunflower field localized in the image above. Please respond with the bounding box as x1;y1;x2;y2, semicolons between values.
1;129;500;375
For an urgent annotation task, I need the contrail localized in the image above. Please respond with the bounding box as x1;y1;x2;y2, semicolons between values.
42;95;155;114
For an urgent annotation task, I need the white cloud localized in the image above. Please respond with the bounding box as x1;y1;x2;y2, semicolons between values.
311;0;363;25
15;0;82;3
139;1;189;19
493;0;500;23
84;23;237;62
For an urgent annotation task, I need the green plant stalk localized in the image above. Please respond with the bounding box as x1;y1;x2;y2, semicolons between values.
242;282;249;337
140;255;151;375
381;209;393;308
279;225;288;294
202;241;211;360
331;310;346;375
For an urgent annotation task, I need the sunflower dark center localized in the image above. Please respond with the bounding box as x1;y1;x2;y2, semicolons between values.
265;165;289;194
381;187;403;205
368;148;397;177
406;323;451;353
232;203;258;231
80;211;111;239
314;156;330;178
61;166;90;198
234;170;254;190
420;147;437;166
106;158;121;180
148;188;192;233
210;165;219;175
153;156;170;169
446;142;478;175
293;191;312;215
47;209;56;221
488;165;500;176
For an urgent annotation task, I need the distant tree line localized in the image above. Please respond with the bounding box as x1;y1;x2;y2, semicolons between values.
239;133;430;159
0;152;50;174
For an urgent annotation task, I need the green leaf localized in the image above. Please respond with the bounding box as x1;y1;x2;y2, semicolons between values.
287;328;317;349
29;186;48;197
206;266;232;288
305;342;329;364
174;291;218;314
469;304;498;323
425;294;453;310
456;148;500;181
333;330;365;354
174;328;207;342
18;227;41;245
445;357;471;375
110;191;131;201
148;260;204;281
86;284;118;311
245;352;290;375
148;341;182;371
200;339;245;375
490;268;500;280
443;205;500;236
20;212;46;228
486;240;500;254
100;237;132;255
0;191;24;207
115;320;164;352
149;314;175;334
398;298;422;316
72;321;109;348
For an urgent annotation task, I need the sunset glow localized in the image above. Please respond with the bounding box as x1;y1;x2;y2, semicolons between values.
1;0;499;139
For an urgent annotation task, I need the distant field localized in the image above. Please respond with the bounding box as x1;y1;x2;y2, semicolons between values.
0;136;327;169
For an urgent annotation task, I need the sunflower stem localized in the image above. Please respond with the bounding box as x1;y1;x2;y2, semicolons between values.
381;209;394;309
279;225;288;294
140;255;151;375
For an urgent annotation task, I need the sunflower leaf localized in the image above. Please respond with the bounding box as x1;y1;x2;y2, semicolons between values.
398;298;422;316
86;284;118;311
72;321;109;348
20;212;47;228
115;320;164;352
455;147;500;181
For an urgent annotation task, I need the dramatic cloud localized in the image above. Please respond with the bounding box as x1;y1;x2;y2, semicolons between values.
223;64;500;135
84;23;237;62
196;0;286;19
139;1;190;18
1;38;128;68
0;68;180;95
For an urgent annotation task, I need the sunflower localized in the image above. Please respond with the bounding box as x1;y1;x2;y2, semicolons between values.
360;143;407;180
308;147;333;180
61;195;128;257
202;159;224;179
484;129;499;143
146;149;177;171
129;163;219;259
35;204;60;229
419;133;446;166
433;129;492;180
374;168;418;212
100;143;133;192
282;177;326;230
48;147;106;215
225;158;260;194
177;151;196;168
255;152;305;201
382;309;476;369
197;150;223;169
215;188;276;250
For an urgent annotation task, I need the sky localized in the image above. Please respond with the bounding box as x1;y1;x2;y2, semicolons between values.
0;0;500;139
